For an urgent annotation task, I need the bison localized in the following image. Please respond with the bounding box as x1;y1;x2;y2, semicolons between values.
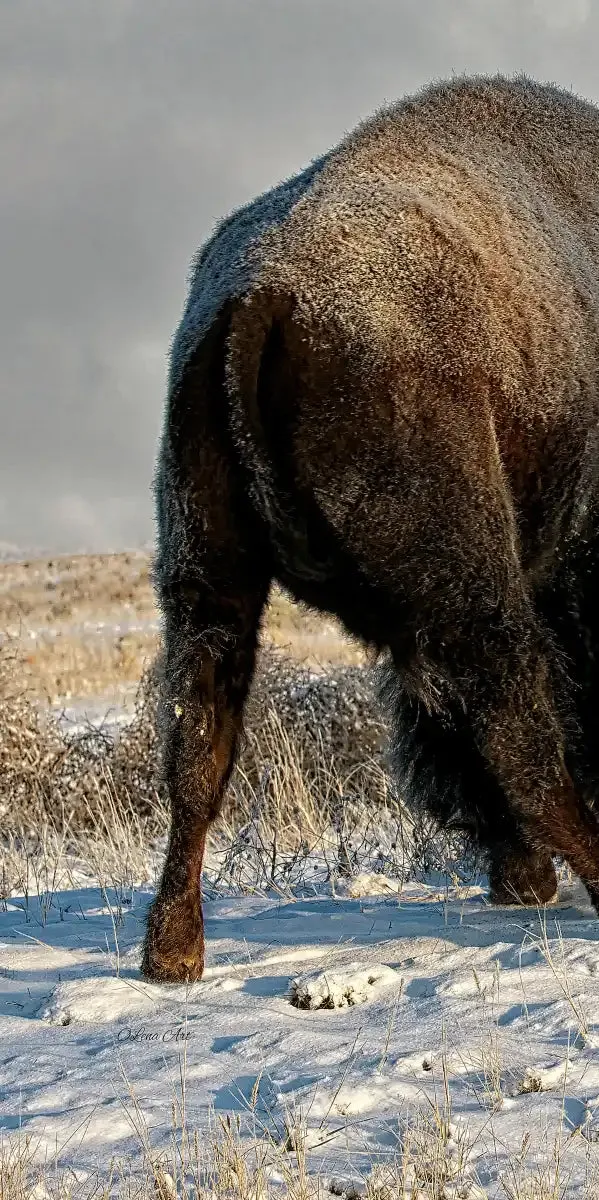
142;74;599;983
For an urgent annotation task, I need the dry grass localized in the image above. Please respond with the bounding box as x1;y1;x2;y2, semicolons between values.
0;629;403;913
2;617;466;913
0;552;155;630
0;640;162;836
0;551;374;863
0;553;363;705
2;1114;475;1200
21;629;159;705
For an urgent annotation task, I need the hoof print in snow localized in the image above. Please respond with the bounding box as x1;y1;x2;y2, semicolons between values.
289;962;399;1010
509;1062;567;1096
328;1179;364;1198
580;1103;599;1142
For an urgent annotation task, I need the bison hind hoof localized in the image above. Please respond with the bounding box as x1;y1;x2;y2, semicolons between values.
141;894;205;983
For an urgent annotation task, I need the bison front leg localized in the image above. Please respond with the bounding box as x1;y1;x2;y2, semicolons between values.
141;584;268;983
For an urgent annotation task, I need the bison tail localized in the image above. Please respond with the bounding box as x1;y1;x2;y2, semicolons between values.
225;290;333;582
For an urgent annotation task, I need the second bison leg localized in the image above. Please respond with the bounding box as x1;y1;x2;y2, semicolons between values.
487;840;557;905
466;620;599;906
388;691;558;905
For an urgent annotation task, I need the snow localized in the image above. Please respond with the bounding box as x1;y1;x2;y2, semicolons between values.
337;872;402;899
2;868;599;1192
40;976;171;1026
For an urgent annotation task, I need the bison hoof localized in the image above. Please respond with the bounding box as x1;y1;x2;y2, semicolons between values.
141;893;205;983
489;880;558;906
489;848;558;907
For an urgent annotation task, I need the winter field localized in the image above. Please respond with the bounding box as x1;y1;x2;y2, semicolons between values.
3;555;599;1197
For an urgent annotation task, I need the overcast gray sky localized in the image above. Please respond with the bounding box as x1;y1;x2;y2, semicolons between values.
2;0;597;553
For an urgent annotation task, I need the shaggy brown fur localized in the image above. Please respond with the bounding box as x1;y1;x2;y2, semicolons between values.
143;74;599;982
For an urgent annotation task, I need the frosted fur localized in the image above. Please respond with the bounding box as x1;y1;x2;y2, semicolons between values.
168;155;328;396
172;72;599;448
145;73;599;984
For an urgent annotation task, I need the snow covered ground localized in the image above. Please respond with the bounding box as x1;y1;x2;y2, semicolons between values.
3;863;599;1195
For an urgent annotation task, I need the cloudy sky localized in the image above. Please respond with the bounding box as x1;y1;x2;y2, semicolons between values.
2;0;597;553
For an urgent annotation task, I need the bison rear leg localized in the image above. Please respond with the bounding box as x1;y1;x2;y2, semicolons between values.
142;325;272;983
463;613;599;907
141;563;270;983
397;618;594;904
389;692;558;906
142;556;271;984
141;601;268;982
488;841;557;906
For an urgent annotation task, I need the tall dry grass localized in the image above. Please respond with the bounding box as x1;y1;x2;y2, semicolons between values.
0;553;364;705
1;625;477;907
1;634;422;905
0;640;386;831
